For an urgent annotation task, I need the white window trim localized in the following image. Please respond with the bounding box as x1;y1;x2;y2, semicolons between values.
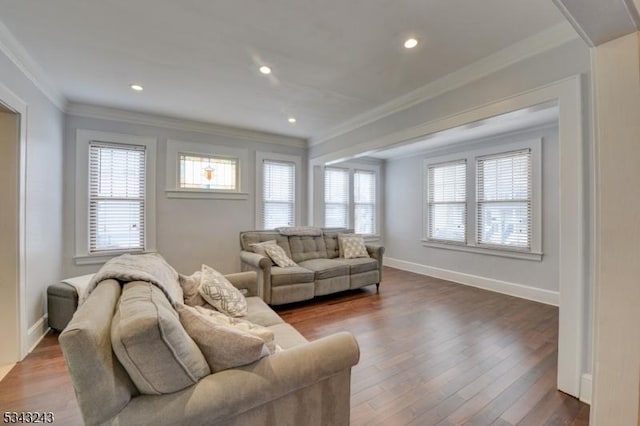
320;161;382;239
75;129;157;265
422;138;542;261
255;151;302;229
165;139;249;199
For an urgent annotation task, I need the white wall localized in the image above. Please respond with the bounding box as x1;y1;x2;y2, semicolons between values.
385;126;559;293
0;49;65;352
63;113;307;277
591;31;640;425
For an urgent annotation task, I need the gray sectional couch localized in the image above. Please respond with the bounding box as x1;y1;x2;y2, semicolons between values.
59;271;360;426
240;228;384;305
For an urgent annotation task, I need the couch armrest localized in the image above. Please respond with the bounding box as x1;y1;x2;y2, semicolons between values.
112;332;360;425
225;271;258;297
240;250;273;303
366;244;385;282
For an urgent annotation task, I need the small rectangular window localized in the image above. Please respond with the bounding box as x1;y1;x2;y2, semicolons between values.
354;170;376;234
262;159;296;229
425;160;466;243
179;153;238;191
89;142;145;253
477;149;531;249
324;167;350;228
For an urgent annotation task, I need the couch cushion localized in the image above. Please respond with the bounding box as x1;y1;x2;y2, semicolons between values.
323;228;353;259
288;236;328;263
264;244;297;268
111;281;210;395
334;257;379;274
298;258;350;280
179;270;208;307
199;264;248;317
240;231;293;259
177;305;269;372
271;266;315;287
245;297;285;326
268;323;308;349
338;234;369;259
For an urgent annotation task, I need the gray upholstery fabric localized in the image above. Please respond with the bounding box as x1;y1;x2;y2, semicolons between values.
111;281;210;395
109;333;359;426
288;236;328;263
47;282;78;331
314;275;350;296
244;297;285;327
225;271;259;297
323;228;354;259
179;270;208;307
271;266;315;286
350;270;380;289
240;231;293;259
59;279;138;426
271;283;315;305
268;323;308;349
298;258;349;280
334;257;379;274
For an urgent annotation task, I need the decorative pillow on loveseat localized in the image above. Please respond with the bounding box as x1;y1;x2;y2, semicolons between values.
111;281;210;395
177;304;271;372
198;264;247;317
338;233;370;259
264;244;297;267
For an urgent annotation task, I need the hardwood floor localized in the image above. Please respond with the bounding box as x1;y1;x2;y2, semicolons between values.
0;267;588;425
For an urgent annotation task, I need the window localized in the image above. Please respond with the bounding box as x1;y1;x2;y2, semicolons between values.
425;161;466;243
261;159;296;229
422;139;541;260
477;149;531;249
354;170;376;234
179;153;238;191
89;143;146;253
324;167;350;228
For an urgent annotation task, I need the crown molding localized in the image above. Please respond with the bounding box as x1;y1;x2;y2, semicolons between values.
310;22;579;147
66;102;308;148
0;21;67;111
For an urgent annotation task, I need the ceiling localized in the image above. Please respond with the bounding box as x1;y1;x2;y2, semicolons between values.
0;0;565;139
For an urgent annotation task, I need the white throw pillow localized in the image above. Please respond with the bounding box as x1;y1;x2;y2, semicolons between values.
198;264;248;317
338;234;369;259
263;244;297;267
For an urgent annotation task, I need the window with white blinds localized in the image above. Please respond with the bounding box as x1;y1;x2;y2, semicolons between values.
262;159;296;229
425;160;466;243
477;149;532;249
324;167;350;228
354;170;376;234
89;142;146;253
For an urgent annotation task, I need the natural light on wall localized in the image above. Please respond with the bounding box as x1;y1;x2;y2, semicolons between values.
179;154;238;191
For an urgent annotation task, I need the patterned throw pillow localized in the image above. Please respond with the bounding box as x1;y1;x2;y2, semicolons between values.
263;244;297;267
198;264;248;317
249;240;278;256
338;234;369;259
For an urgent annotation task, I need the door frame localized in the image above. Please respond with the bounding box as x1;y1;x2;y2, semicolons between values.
0;81;28;361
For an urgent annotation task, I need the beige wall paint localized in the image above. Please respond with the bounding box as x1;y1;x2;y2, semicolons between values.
591;31;640;425
0;110;20;363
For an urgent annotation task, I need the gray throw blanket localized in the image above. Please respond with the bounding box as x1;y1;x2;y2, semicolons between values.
81;253;183;306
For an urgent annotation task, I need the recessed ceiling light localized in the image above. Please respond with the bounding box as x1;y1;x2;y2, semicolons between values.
259;66;272;75
288;117;297;124
404;38;418;49
129;84;144;91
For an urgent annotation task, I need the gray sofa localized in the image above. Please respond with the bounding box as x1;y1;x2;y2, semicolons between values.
59;271;360;426
240;228;384;305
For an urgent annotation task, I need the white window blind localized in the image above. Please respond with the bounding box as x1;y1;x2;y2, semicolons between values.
324;167;349;228
262;159;296;229
477;149;532;249
354;170;376;234
426;160;466;243
179;153;238;191
89;142;145;253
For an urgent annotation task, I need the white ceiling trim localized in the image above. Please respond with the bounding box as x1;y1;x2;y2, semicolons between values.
0;21;67;111
309;21;579;147
66;103;307;148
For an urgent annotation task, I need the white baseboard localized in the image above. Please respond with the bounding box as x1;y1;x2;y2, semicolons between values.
579;373;592;405
26;314;50;356
384;257;559;306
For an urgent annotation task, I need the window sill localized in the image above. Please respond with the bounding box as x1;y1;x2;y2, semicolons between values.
165;190;249;200
363;234;381;243
74;250;157;266
421;240;543;261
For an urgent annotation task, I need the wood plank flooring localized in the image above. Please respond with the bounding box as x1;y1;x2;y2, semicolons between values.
0;266;588;425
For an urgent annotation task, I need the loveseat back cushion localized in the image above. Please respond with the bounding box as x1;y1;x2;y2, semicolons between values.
59;279;138;426
240;231;293;258
288;235;328;263
322;228;353;259
111;281;211;395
